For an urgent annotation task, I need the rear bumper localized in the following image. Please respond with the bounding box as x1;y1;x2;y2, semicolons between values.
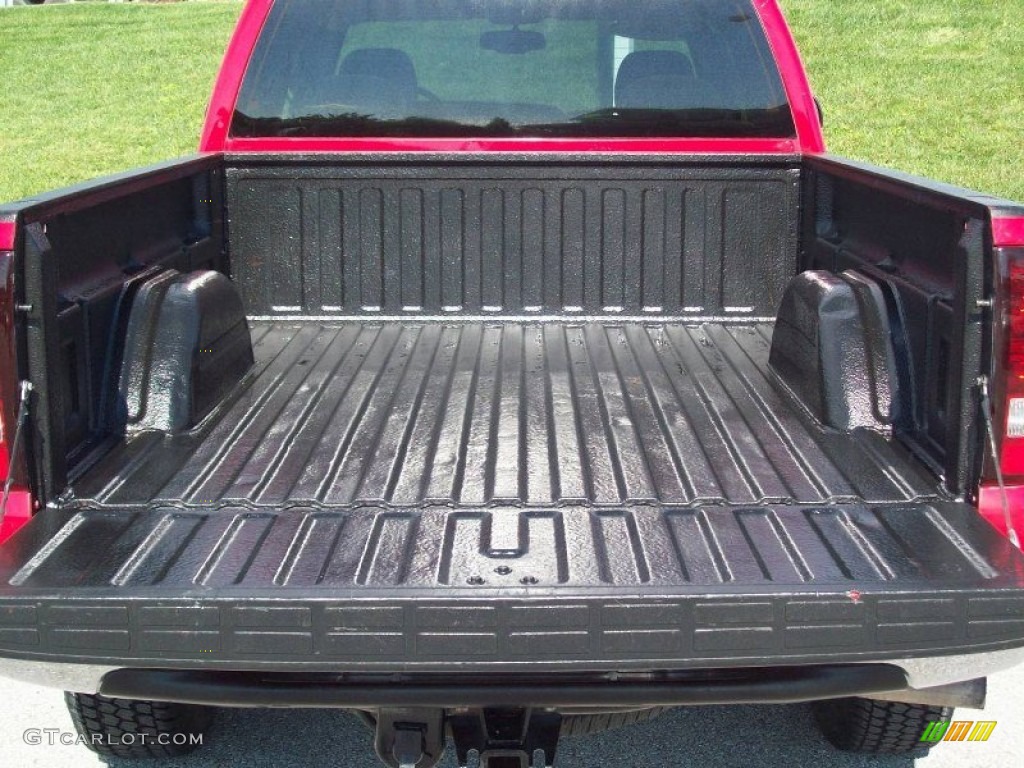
83;665;922;708
1;649;1021;707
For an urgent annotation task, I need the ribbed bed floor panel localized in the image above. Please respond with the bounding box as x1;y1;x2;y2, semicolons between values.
75;321;941;510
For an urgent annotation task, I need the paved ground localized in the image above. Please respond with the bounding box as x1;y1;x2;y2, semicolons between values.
0;665;1019;768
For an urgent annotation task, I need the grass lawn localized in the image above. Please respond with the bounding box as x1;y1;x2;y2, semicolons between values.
785;0;1024;202
0;0;1021;202
0;0;242;201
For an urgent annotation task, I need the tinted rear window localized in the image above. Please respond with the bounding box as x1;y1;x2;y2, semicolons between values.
233;0;795;139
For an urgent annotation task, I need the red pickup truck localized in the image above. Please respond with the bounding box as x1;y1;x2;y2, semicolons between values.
2;1;1024;766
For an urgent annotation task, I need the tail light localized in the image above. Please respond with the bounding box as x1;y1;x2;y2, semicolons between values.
999;260;1024;475
980;229;1024;546
0;224;34;544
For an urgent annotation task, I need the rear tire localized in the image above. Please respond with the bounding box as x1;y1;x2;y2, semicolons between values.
64;692;214;759
813;697;953;755
560;707;669;737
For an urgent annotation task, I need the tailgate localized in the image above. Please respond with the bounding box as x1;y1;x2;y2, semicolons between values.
0;501;1023;672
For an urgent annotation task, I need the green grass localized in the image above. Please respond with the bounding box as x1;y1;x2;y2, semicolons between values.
0;0;1021;202
784;0;1024;201
0;1;241;201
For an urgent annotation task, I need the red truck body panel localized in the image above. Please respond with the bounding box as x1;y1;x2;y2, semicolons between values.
199;0;273;152
753;0;824;152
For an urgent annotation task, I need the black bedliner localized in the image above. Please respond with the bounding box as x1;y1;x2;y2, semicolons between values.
75;320;938;509
4;153;1024;676
1;320;1023;671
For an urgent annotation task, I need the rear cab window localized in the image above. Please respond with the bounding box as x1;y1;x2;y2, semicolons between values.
233;0;795;139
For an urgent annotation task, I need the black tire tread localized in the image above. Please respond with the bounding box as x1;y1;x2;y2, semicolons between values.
814;697;953;755
64;692;213;759
560;707;669;738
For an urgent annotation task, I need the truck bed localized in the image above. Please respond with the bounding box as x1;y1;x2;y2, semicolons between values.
3;155;1024;682
2;306;1021;671
77;319;939;512
10;318;1021;673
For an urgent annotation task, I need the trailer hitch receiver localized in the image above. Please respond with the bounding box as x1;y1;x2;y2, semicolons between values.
449;708;561;768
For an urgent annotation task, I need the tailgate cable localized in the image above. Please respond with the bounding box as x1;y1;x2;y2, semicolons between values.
978;376;1021;548
0;381;32;524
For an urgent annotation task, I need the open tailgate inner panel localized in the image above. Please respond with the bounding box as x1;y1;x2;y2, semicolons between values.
1;501;1023;672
